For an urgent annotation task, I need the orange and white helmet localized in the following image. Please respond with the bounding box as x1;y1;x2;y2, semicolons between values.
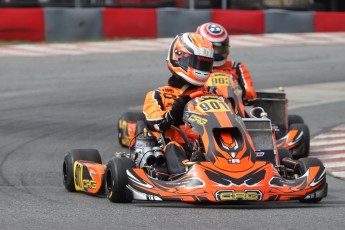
196;22;229;67
167;33;214;86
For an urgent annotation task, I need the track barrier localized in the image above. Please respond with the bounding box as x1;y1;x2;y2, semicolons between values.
0;8;345;41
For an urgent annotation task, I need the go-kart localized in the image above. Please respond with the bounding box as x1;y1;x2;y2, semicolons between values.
63;92;327;203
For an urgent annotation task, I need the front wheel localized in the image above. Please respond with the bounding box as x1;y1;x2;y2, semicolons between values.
294;158;326;203
63;149;101;192
105;157;135;203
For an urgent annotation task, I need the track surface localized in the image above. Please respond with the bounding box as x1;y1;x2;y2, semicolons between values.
0;44;345;229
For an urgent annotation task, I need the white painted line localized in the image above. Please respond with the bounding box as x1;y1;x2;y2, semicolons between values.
324;161;345;168
314;133;345;139
311;138;345;146
0;49;44;56
311;145;345;152
331;171;345;178
310;153;345;160
266;33;306;41
230;40;266;47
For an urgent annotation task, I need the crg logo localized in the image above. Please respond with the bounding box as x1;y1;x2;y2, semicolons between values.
215;190;262;201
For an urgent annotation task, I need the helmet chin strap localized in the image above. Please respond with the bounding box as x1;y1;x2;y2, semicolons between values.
179;84;190;95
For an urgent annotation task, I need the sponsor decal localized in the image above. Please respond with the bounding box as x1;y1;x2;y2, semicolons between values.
215;190;262;201
256;151;265;157
197;56;213;62
207;24;222;35
83;179;97;189
74;162;97;191
90;169;96;175
188;114;208;125
229;159;241;164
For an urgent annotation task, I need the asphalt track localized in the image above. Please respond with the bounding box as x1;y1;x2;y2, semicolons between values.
0;44;345;229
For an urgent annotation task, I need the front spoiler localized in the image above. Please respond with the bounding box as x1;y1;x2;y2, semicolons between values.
126;161;327;203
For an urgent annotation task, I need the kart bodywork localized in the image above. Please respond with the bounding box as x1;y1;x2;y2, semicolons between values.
63;93;327;203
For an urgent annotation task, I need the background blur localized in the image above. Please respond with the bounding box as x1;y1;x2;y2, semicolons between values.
0;0;344;11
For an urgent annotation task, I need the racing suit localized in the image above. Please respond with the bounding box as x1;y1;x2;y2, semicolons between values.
143;76;204;175
213;60;256;101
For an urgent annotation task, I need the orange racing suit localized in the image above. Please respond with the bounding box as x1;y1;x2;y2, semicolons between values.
143;76;205;175
143;77;203;144
213;60;256;100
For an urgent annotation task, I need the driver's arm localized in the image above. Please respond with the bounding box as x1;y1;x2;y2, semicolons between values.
143;89;171;132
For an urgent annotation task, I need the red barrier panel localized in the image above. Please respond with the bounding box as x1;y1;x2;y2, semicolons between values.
0;8;45;41
103;8;157;38
211;10;265;35
314;12;345;32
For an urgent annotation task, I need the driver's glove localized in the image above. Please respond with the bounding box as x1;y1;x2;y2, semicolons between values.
165;95;191;126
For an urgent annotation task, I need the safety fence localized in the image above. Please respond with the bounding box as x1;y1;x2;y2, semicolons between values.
0;0;334;10
0;8;345;42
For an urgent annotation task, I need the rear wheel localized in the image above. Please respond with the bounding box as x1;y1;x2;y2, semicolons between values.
63;149;101;192
288;114;304;126
106;157;135;203
294;158;325;203
289;123;310;159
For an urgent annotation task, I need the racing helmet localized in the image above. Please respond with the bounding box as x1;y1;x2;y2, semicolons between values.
196;22;229;67
167;33;214;86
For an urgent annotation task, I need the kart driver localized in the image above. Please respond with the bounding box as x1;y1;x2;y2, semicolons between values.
196;22;257;102
143;33;214;175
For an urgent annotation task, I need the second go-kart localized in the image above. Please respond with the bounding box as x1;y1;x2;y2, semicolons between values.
63;92;327;204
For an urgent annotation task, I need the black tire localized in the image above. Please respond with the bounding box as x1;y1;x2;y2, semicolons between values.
277;147;292;165
289;123;310;159
105;157;135;203
117;112;144;147
63;149;102;192
294;158;325;203
288;114;304;126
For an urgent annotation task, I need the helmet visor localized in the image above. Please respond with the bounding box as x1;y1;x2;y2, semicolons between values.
190;55;214;72
180;53;213;72
213;44;229;55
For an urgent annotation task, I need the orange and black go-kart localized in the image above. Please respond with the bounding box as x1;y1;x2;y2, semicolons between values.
206;72;310;159
63;92;327;203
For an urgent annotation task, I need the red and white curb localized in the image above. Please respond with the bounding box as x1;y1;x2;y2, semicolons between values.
310;124;345;179
1;32;345;57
